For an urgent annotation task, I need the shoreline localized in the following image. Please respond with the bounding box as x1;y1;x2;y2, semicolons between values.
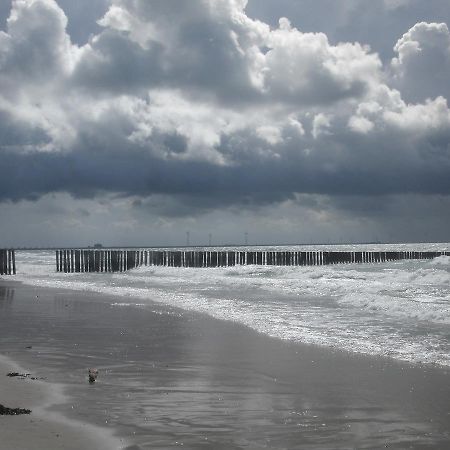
0;352;125;450
1;279;449;448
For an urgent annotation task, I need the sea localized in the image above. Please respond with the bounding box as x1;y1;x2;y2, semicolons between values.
10;243;450;368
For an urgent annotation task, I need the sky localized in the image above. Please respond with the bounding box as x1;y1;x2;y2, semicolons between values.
0;0;450;247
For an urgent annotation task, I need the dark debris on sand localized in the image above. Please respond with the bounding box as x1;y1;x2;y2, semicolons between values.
0;404;32;415
7;372;30;378
6;372;43;380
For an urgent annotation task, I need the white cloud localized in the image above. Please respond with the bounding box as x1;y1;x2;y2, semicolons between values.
383;96;450;132
312;114;331;139
288;116;305;136
1;0;79;80
391;22;450;102
256;125;282;145
348;115;374;134
261;21;382;104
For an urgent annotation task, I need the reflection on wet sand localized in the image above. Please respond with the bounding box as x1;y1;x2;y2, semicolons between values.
0;286;15;307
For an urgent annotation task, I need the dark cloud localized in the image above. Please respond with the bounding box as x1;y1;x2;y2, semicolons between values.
70;1;262;104
72;29;166;95
0;2;10;31
1;120;450;209
0;110;50;147
46;0;110;45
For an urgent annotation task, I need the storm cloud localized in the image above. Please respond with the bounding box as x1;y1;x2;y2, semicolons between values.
0;0;449;245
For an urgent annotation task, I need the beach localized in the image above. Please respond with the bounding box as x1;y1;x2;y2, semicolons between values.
0;339;123;449
1;279;449;449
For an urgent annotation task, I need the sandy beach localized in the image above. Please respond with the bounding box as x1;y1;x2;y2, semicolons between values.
0;279;449;449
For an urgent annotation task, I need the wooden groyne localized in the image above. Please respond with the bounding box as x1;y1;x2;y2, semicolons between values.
56;249;142;273
0;249;16;276
56;249;450;273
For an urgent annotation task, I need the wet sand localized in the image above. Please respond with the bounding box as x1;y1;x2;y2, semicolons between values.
0;280;449;449
0;354;124;449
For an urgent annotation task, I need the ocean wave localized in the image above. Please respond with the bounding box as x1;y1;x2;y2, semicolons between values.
9;249;450;367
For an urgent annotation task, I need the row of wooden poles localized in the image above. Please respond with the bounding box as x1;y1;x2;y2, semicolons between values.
56;249;141;273
0;249;16;276
56;249;450;273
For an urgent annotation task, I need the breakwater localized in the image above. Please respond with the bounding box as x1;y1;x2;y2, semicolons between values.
55;249;450;273
55;249;142;273
0;250;16;275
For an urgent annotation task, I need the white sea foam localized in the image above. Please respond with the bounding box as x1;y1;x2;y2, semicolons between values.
8;246;450;367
